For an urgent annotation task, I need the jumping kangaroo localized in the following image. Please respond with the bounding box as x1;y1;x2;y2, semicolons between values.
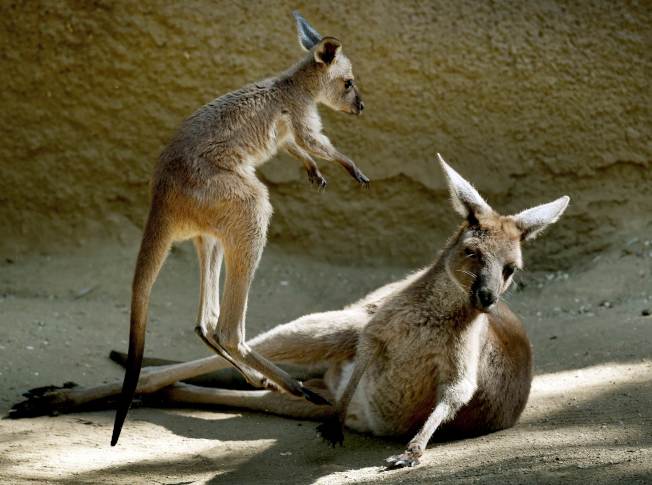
10;155;569;469
111;12;369;446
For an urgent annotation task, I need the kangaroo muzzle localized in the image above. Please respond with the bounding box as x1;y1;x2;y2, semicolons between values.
475;287;497;310
354;97;364;114
471;277;498;312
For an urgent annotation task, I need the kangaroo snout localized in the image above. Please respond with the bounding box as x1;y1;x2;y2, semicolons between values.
349;96;364;115
356;98;364;114
475;288;497;311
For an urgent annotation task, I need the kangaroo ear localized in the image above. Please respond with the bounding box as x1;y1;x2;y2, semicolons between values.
314;37;342;65
437;153;493;224
512;196;570;241
293;11;322;51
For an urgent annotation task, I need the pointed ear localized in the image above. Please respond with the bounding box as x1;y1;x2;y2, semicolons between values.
314;37;341;65
512;196;570;241
293;11;322;51
437;153;493;224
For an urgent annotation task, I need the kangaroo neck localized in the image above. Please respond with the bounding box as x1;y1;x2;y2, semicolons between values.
277;56;322;101
418;232;480;329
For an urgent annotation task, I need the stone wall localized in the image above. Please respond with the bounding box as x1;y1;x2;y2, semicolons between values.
1;1;650;268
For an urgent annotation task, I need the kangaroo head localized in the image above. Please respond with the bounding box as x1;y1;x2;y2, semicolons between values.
437;154;570;312
293;11;364;115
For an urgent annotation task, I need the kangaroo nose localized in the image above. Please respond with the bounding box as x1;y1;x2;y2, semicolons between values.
358;100;364;112
478;288;496;309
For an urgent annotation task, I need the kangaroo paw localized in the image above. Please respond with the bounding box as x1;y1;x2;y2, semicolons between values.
385;451;420;469
307;169;328;190
8;382;79;419
316;415;344;447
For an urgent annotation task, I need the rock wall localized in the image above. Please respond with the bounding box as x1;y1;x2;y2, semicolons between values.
1;0;650;268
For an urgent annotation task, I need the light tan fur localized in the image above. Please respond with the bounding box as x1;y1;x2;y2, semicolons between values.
11;156;569;470
316;155;568;467
109;13;369;446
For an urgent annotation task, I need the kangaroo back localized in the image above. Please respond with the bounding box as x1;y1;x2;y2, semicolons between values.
486;303;533;426
443;302;532;437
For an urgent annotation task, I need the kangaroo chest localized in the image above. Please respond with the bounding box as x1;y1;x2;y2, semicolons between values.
247;113;293;167
341;314;488;436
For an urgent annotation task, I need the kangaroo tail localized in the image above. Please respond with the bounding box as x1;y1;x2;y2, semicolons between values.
111;209;172;446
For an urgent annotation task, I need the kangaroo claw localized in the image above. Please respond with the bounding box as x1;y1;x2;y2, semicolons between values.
316;415;344;446
385;452;420;469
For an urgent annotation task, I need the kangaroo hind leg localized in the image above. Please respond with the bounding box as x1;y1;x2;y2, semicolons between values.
193;233;274;390
196;198;329;405
9;299;368;417
159;379;335;421
248;307;367;366
194;235;224;329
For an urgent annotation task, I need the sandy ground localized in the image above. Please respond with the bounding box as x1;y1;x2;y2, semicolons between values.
0;228;651;484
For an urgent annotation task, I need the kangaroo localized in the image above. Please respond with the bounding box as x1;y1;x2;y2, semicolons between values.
10;155;569;469
309;154;569;467
110;12;369;446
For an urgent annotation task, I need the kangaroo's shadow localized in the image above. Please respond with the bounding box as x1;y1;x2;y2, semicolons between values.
148;409;394;484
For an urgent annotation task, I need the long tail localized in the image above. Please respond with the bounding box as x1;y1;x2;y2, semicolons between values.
111;209;171;446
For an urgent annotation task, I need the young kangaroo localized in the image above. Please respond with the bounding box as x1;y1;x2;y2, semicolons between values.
111;12;369;446
11;155;569;470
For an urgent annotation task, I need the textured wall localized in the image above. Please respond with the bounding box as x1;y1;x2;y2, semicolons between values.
1;1;650;268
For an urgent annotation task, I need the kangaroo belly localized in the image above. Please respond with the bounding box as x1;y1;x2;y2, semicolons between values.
327;361;378;434
365;360;441;437
333;316;489;438
329;357;440;437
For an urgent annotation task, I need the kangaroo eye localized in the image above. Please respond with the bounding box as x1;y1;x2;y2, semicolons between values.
503;264;516;279
344;79;353;89
464;248;479;259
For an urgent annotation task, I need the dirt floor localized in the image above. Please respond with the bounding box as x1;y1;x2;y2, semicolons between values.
0;225;651;484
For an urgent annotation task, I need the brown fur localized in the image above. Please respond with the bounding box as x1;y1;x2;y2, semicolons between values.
314;157;568;468
110;13;368;446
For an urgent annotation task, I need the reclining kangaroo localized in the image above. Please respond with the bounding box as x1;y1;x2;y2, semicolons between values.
10;155;569;468
110;12;369;446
